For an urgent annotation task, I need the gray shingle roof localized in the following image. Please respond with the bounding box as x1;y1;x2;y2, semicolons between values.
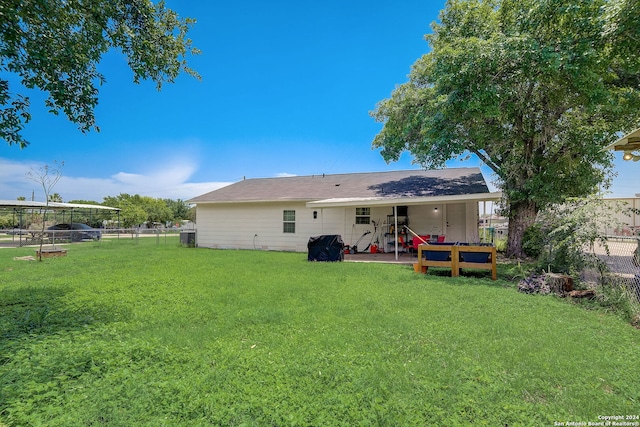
189;168;489;203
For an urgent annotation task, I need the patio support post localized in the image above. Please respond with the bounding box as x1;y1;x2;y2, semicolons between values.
394;205;398;261
19;209;23;246
12;208;16;243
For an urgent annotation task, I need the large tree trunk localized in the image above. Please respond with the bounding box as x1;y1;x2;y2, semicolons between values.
506;199;538;258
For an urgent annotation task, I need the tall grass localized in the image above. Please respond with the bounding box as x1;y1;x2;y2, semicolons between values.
1;238;639;426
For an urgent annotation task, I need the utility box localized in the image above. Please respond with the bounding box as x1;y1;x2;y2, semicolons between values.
180;231;196;247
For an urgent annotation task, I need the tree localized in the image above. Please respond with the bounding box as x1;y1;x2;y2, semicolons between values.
103;193;172;228
604;0;640;61
48;193;63;203
164;198;190;223
185;205;196;223
371;0;640;258
26;161;63;260
103;194;146;228
1;0;200;148
142;197;173;225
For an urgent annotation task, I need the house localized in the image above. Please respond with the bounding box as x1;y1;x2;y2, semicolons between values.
188;168;502;254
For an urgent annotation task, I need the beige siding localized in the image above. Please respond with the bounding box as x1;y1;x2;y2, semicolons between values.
465;201;480;242
445;203;466;242
600;198;640;235
196;202;310;251
197;202;354;252
403;205;445;236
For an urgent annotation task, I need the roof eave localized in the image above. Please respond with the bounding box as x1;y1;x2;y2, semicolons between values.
604;128;640;151
306;192;503;208
191;198;316;205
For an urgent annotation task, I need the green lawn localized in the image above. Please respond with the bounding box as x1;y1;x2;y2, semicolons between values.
1;238;638;426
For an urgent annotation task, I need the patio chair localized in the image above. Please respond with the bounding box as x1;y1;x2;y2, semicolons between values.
412;235;430;252
397;235;414;255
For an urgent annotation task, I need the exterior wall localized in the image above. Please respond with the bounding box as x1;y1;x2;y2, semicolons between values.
196;201;330;252
404;204;445;237
340;206;382;250
465;201;480;242
195;200;481;252
600;198;640;236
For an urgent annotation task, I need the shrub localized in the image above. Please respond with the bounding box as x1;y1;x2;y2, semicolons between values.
593;274;640;325
529;195;634;274
494;237;507;253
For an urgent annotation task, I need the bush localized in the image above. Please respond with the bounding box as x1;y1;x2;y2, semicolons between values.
494;237;507;253
528;196;632;274
594;274;640;325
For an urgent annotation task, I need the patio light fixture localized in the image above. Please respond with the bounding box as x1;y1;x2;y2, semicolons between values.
623;151;640;161
604;128;640;163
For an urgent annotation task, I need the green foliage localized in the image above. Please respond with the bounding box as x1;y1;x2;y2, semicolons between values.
371;0;640;257
185;205;196;222
1;239;639;425
530;196;632;274
594;275;640;326
0;0;200;148
522;223;544;258
47;193;63;203
604;0;640;72
494;236;507;253
163;198;191;222
0;213;16;229
103;193;173;227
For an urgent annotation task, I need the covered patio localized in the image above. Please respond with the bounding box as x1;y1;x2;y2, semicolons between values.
307;191;502;260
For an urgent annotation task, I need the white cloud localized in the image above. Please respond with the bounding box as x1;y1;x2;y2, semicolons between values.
0;157;231;202
275;172;297;177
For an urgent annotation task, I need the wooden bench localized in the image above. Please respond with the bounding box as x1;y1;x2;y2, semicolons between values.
416;244;496;280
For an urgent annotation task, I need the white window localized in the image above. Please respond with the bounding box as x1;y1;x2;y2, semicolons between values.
355;207;370;225
283;210;296;233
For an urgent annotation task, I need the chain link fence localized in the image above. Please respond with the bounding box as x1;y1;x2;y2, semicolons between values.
583;236;640;302
2;227;185;247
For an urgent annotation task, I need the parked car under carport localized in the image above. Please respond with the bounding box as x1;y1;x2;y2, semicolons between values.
47;223;102;242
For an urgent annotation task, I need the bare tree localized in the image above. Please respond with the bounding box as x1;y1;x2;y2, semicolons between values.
26;161;64;260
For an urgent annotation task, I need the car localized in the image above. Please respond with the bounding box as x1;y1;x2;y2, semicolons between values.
4;229;28;235
47;223;101;242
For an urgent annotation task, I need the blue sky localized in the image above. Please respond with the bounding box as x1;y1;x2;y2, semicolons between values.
1;1;637;202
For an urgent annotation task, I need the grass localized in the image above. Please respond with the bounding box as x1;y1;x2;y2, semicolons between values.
1;237;639;426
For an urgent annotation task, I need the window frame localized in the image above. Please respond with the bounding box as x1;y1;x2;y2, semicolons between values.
355;207;371;225
283;209;296;233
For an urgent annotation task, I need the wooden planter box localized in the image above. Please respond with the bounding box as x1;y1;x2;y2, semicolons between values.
415;244;496;280
36;249;67;258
